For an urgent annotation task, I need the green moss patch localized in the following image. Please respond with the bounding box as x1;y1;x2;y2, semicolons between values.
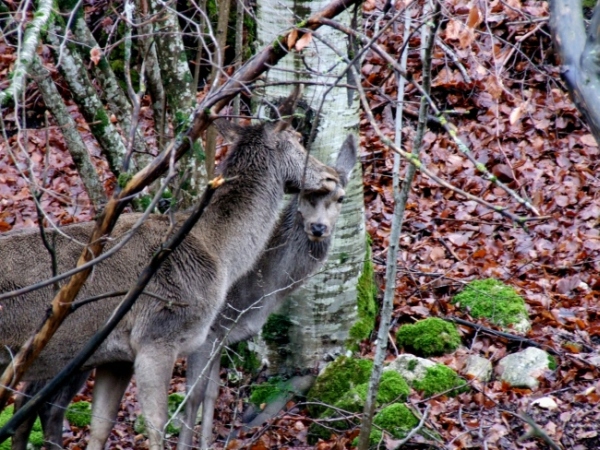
396;318;461;356
66;401;92;427
308;359;410;443
452;279;529;329
0;405;44;449
412;364;468;397
306;356;373;417
221;341;261;374
348;238;378;349
249;377;292;407
373;403;419;439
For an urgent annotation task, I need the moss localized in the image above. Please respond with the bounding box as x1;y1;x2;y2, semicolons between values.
66;401;92;427
376;371;410;404
0;405;43;449
117;172;133;188
135;393;185;436
221;341;261;374
373;403;419;439
548;355;558;371
452;279;529;329
262;313;292;345
348;237;378;349
396;318;461;357
307;356;373;417
412;364;468;398
249;377;291;406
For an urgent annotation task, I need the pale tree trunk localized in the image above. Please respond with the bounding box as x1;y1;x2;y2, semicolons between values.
549;0;600;145
257;1;365;371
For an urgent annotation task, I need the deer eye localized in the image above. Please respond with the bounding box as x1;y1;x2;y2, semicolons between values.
337;196;345;204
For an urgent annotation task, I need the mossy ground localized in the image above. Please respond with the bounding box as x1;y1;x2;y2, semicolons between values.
306;356;373;417
348;237;378;349
308;360;410;443
66;401;92;427
249;376;292;406
452;279;529;329
221;340;261;374
396;317;461;356
413;364;468;397
0;405;44;449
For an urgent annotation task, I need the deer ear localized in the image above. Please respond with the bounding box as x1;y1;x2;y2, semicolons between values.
335;134;358;186
212;118;244;141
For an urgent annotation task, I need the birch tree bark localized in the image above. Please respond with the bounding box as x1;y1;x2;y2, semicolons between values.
257;1;365;370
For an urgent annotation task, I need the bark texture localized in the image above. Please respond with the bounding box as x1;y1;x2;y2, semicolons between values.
550;0;600;143
257;0;364;370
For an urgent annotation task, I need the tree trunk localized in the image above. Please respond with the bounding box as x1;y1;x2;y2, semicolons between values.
256;1;365;371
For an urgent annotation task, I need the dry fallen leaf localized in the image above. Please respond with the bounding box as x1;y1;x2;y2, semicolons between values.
295;32;313;51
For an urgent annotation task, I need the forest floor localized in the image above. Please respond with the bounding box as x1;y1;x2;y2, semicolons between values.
1;0;600;449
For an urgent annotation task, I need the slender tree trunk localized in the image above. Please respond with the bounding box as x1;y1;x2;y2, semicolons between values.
256;0;365;371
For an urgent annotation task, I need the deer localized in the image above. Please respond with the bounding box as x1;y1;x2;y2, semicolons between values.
176;133;357;449
0;91;340;450
9;133;357;450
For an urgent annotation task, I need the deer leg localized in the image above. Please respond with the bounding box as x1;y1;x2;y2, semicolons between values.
134;348;177;450
41;370;90;449
177;348;215;450
87;363;133;450
198;359;220;450
11;383;40;450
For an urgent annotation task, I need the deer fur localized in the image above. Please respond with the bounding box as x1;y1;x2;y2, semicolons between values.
0;104;339;450
8;134;357;450
177;134;357;450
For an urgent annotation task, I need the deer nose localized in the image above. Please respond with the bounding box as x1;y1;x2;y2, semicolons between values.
311;223;327;237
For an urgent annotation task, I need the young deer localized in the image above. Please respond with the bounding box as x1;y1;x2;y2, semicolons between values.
9;134;356;450
177;134;357;450
0;95;339;450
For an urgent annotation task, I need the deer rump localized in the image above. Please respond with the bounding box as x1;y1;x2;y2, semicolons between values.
8;133;357;450
0;104;340;450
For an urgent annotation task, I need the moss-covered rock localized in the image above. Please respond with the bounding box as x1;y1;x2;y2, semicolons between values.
262;313;292;345
452;279;530;332
412;364;468;397
308;360;410;443
221;340;262;374
396;318;461;356
0;405;44;449
306;356;373;417
348;238;378;349
249;377;292;406
373;403;419;439
66;401;92;427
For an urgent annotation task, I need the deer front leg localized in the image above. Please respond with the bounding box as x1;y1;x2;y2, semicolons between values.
134;347;177;450
87;363;133;450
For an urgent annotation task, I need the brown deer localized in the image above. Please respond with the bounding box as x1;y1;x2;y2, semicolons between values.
0;96;339;450
9;134;356;450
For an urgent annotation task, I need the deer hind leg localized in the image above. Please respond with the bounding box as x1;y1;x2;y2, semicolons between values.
11;382;41;450
177;349;213;450
134;347;177;450
198;358;220;450
87;363;133;450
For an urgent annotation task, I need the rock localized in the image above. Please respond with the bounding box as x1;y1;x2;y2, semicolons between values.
463;355;492;381
384;354;436;384
497;347;552;389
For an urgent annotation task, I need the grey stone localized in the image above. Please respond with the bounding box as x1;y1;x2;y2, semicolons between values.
463;355;492;381
497;347;551;389
384;354;436;384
